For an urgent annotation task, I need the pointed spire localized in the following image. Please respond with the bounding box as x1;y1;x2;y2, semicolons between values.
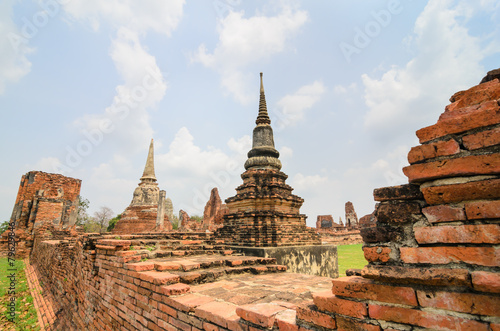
256;72;271;125
140;139;157;183
244;73;282;171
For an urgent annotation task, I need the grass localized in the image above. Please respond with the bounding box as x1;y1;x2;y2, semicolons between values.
337;243;367;277
0;257;40;331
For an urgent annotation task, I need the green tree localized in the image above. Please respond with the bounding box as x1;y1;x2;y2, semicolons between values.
191;215;203;223
76;196;91;226
93;206;114;233
0;220;9;234
170;215;179;230
107;214;121;232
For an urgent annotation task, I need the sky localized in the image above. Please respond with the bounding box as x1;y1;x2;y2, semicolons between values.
0;0;499;227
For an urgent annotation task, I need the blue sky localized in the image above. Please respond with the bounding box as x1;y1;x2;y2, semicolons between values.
1;0;499;226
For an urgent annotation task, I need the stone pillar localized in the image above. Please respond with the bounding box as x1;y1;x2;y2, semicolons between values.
156;190;166;230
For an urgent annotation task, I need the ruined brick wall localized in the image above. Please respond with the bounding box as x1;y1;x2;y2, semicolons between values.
0;171;81;257
316;215;333;229
294;75;500;330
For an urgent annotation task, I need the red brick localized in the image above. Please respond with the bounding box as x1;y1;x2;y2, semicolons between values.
465;200;500;219
400;246;499;267
154;262;181;271
414;224;500;244
275;309;298;331
373;184;423;202
463;126;500;150
447;79;500;109
159;283;190;296
416;93;500;143
335;315;381;331
202;322;219;331
422;205;466;223
442;98;499;120
195;301;239;329
313;291;367;318
369;304;489;330
417;290;500;316
158;303;177;318
178;261;201;271
331;276;417;306
471;271;500;293
363;246;392;263
421;178;500;204
403;154;500;183
492;323;500;331
169;316;191;330
296;305;336;330
97;239;132;247
408;139;460;164
138;271;180;285
164;294;215;312
361;265;471;287
236;303;286;328
375;202;421;223
126;262;155;271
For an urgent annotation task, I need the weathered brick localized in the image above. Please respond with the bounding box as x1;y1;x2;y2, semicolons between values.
138;271;180;285
375;202;421;223
313;291;367;318
422;204;466;223
159;283;190;296
195;301;240;329
331;276;417;306
462;126;500;150
296;305;336;330
465;200;500;219
335;315;381;331
417;290;500;316
421;178;500;204
362;265;471;287
416;97;500;143
368;304;489;330
414;224;500;244
164;294;215;313
408;139;460;164
403;154;500;183
400;246;499;267
275;309;298;331
126;262;155;271
363;246;392;263
373;184;423;202
471;271;500;293
236;303;287;328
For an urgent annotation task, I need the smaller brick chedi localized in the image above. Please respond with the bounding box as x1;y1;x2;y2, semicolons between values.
218;73;320;247
112;139;172;234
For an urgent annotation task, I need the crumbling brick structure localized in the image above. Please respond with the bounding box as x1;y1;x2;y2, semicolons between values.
0;171;81;257
202;187;227;231
344;201;358;228
294;71;500;330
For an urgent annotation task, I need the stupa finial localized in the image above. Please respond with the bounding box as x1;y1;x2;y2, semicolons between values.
244;73;282;170
140;139;157;183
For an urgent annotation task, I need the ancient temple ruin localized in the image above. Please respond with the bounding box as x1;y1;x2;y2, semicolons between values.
3;69;499;331
112;139;172;233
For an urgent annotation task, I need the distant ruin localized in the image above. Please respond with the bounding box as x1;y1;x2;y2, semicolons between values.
315;202;363;245
2;70;499;330
112;139;172;233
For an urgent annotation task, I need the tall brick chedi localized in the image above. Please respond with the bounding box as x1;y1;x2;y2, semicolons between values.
112;139;172;233
218;73;320;247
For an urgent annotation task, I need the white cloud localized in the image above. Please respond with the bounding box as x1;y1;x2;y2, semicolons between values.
274;81;325;129
0;1;33;94
227;135;252;154
362;0;494;139
72;28;167;154
191;3;308;103
291;173;328;191
62;0;184;36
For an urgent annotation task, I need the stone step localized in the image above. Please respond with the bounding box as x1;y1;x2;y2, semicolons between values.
125;254;287;287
